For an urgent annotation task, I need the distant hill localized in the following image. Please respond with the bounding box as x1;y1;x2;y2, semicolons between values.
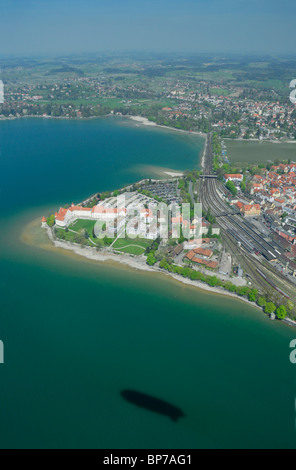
47;65;84;76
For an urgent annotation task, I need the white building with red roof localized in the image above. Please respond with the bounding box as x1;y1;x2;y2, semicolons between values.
55;203;93;227
91;205;126;220
55;202;128;227
223;174;243;183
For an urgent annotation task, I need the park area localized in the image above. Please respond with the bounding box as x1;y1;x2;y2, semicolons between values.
56;218;153;254
112;237;152;255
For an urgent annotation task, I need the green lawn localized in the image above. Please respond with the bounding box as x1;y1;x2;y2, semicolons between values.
113;237;151;249
209;88;230;96
112;237;152;255
69;219;96;233
66;219;109;245
114;245;146;255
55;227;93;246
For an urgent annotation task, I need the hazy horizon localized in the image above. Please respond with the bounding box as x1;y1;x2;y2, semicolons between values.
0;0;295;56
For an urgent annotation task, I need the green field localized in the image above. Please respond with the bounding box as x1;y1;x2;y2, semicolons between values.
112;237;152;255
63;219;153;254
69;219;96;233
68;219;102;244
209;87;230;96
55;227;94;246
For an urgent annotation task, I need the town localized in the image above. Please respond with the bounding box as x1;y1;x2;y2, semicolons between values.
42;131;296;323
1;54;296;140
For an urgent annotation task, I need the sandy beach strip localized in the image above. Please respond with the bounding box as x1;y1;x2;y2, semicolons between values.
163;171;183;177
49;234;296;327
126;115;207;139
127;115;206;171
45;227;270;313
23;219;296;326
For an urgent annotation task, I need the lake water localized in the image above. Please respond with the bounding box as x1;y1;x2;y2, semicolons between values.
226;139;296;164
0;117;296;449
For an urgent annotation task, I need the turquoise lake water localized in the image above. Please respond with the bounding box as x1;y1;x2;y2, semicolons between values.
0;117;296;449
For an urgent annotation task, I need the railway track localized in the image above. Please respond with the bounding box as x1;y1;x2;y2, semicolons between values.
199;133;296;305
220;229;270;293
201;177;278;261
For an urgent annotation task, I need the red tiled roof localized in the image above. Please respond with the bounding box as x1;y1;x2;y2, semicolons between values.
55;207;68;221
185;250;195;260
193;247;213;258
186;238;209;245
191;257;218;269
69;205;91;212
224;173;243;179
91;206;126;214
55;205;92;221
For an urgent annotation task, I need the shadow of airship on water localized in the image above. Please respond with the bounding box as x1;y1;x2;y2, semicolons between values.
120;389;185;422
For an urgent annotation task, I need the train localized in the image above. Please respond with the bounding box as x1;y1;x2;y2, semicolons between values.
226;228;254;252
256;268;290;299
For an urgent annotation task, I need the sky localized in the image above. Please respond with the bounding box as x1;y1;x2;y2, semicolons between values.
0;0;295;56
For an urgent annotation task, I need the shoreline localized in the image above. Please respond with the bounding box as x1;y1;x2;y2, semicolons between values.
44;225;293;322
1;113;295;144
0;113;206;169
14;111;295;327
126;115;207;138
201;134;208;170
126;115;206;170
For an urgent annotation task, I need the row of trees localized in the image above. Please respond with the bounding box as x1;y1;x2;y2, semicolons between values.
225;180;238;197
0;102;112;119
256;296;289;319
145;237;161;266
212;132;222;172
158;259;290;320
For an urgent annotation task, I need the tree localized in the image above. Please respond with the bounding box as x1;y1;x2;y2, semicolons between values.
103;236;113;246
257;297;266;307
224;281;236;292
264;302;276;314
57;230;65;240
47;214;55;227
276;305;287;320
286;300;294;311
248;289;258;302
281;212;288;220
79;229;89;239
206;208;216;224
147;252;157;266
207;276;218;287
236;286;251;297
159;258;169;270
241;181;246;192
226;180;238;197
